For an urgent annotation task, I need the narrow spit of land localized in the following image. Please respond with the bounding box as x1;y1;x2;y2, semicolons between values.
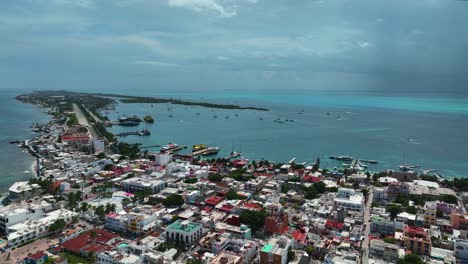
16;90;269;111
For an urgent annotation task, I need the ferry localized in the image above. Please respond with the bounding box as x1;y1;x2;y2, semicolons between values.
117;116;141;126
161;143;180;152
192;144;206;152
330;156;354;162
201;147;220;156
399;164;420;171
138;129;151;136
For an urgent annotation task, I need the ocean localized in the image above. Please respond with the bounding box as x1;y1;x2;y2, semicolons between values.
106;90;468;178
1;88;467;191
0;89;49;192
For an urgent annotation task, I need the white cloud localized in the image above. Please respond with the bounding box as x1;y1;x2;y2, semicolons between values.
134;60;180;67
51;0;95;8
167;0;236;17
358;41;372;48
216;56;230;61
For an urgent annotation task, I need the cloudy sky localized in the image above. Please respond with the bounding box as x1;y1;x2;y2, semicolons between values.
1;0;467;93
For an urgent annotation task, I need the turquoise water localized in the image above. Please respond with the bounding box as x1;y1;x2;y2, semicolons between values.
107;90;468;178
1;88;468;193
0;89;50;191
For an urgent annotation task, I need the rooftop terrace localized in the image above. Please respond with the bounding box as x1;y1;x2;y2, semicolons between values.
167;220;201;233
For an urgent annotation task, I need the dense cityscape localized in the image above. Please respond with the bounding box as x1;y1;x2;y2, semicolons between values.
0;92;465;264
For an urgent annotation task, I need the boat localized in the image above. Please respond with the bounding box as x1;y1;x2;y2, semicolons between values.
259;117;264;120
225;116;229;119
329;156;354;162
117;116;141;126
192;144;206;152
138;129;151;136
161;143;180;152
196;113;201;115
235;114;239;117
421;169;436;175
399;164;420;171
168;114;173;118
143;115;154;123
202;147;220;156
213;115;218;118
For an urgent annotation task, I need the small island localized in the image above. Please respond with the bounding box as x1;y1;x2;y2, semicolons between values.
143;115;154;123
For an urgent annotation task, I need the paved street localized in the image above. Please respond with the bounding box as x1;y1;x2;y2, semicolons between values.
362;187;373;264
0;238;58;264
73;103;96;139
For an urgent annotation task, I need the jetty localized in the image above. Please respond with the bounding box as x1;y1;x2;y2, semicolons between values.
116;129;151;137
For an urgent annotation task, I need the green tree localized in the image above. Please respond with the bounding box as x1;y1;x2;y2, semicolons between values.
68;192;76;208
226;189;241;200
398;254;424;264
405;206;418;214
208;173;223;182
239;209;267;233
184;178;198;184
383;237;396;244
49;219;67;232
387;204;403;219
95;205;106;221
162;194;184;207
305;246;314;255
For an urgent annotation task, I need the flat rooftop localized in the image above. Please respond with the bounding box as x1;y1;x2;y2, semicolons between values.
167;220;201;233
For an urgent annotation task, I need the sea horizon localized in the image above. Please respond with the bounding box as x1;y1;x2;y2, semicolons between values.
1;88;468;191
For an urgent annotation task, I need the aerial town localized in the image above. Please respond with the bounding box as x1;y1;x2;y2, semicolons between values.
1;91;467;264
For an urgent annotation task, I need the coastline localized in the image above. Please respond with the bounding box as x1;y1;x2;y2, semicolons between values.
31;159;37;178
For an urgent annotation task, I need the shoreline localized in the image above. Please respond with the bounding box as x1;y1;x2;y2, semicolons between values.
14;91;464;182
30;159;37;178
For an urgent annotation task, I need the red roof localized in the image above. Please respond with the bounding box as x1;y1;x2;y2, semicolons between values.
232;160;248;166
292;229;307;244
303;175;321;183
202;206;212;212
242;202;262;210
220;204;235;212
27;251;47;260
81;243;112;254
325;220;344;229
61;229;118;254
205;195;224;206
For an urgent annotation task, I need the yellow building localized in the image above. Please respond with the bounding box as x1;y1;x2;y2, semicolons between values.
424;201;437;227
403;226;431;255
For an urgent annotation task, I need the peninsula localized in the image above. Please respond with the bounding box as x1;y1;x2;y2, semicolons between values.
16;90;269;111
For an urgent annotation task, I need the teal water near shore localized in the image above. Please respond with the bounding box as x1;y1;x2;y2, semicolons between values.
0;89;49;191
1;88;468;192
107;90;468;178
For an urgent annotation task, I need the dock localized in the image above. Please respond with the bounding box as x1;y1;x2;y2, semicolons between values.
116;130;151;137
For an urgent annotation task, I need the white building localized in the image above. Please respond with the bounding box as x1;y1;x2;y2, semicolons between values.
334;193;364;211
373;187;387;202
455;239;468;261
122;176;167;193
152;153;172;166
8;182;42;202
337;188;356;199
185;190;200;202
244;176;269;192
0;201;53;233
96;250;141;264
7;209;78;248
165;220;203;246
260;236;293;264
